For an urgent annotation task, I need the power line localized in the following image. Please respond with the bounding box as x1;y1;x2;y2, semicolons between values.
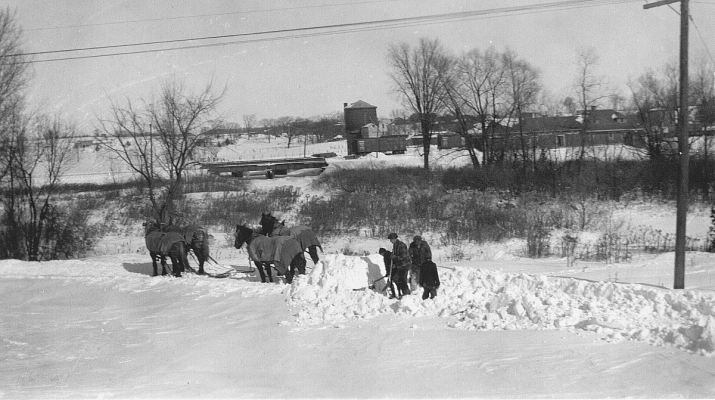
646;0;715;66
5;0;641;64
25;0;407;32
691;16;715;65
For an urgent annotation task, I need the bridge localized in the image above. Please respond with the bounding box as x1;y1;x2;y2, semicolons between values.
200;156;329;179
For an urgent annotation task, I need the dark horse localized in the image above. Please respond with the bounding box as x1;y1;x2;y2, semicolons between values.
234;224;306;284
162;222;210;275
259;212;322;264
144;221;190;277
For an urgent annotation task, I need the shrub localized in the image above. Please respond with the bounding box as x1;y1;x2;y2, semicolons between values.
191;186;301;232
525;213;551;258
41;202;104;260
182;174;250;194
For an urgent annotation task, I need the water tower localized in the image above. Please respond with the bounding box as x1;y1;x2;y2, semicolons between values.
343;100;378;135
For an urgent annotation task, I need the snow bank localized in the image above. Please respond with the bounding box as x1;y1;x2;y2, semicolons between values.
2;252;714;356
288;254;715;356
0;256;285;299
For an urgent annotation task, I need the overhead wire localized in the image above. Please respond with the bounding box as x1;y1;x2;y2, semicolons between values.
4;0;641;65
25;0;407;32
644;0;715;67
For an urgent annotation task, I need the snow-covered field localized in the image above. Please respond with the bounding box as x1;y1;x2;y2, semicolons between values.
2;137;715;398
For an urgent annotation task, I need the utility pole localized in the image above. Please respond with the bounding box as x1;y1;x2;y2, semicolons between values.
644;0;689;289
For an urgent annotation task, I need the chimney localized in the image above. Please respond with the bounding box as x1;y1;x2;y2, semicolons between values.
344;103;348;108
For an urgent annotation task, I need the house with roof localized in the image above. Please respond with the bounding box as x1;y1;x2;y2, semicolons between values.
487;107;647;151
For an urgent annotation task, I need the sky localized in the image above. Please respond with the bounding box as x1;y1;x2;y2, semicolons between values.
5;0;715;133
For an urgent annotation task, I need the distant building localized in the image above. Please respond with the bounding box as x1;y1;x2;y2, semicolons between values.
343;100;378;134
488;107;645;150
73;139;102;150
360;123;379;138
343;100;407;155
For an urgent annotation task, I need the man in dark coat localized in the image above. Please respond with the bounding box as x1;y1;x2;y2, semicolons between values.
419;260;440;300
379;247;400;298
388;233;411;296
410;235;432;292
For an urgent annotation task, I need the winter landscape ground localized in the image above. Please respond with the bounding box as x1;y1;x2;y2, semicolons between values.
2;136;715;399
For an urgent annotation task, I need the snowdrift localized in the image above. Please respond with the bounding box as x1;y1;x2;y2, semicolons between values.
288;254;715;356
1;252;713;357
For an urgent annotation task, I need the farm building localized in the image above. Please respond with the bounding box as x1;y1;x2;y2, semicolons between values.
344;100;407;155
488;108;647;151
360;123;379;138
437;133;467;149
73;138;102;150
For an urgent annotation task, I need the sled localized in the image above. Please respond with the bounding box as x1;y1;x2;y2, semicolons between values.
188;251;255;278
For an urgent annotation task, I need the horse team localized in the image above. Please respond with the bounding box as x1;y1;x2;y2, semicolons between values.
144;212;321;284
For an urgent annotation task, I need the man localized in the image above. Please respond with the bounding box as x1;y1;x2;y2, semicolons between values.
378;247;400;298
410;235;432;292
388;233;411;296
419;260;440;300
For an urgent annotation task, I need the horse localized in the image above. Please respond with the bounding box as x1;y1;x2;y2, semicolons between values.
234;224;306;284
162;222;210;275
259;212;322;264
143;221;190;277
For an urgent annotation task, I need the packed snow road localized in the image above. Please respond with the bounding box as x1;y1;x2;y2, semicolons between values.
1;253;715;398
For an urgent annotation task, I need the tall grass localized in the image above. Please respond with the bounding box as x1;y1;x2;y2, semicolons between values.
186;186;301;232
300;162;711;259
42;155;715;261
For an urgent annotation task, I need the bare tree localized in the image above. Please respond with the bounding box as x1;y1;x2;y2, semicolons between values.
0;8;27;183
1;111;78;260
275;116;297;148
259;118;275;142
0;8;37;260
573;47;610;160
562;96;577;115
0;7;29;184
691;57;715;196
628;66;679;161
0;8;28;125
310;112;343;142
609;92;625;110
448;46;507;167
502;49;542;165
389;109;407;120
387;37;452;169
98;79;224;224
242;113;256;134
442;54;475;168
0;10;98;261
538;89;562;117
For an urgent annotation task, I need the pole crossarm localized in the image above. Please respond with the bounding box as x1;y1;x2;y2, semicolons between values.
643;0;680;9
643;0;680;10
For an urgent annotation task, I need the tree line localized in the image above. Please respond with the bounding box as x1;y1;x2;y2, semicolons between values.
0;9;96;261
250;113;344;148
387;37;715;170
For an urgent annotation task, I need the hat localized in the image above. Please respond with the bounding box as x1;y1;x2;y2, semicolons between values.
413;235;422;242
387;233;398;239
